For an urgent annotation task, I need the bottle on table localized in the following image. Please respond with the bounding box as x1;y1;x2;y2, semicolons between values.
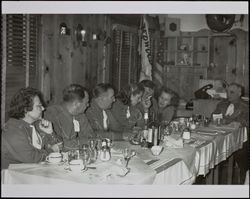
141;110;149;148
147;111;159;148
88;140;98;163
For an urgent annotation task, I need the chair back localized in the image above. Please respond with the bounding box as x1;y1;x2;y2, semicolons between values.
193;99;221;118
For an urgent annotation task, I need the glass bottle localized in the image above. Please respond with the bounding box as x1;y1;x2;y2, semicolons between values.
88;140;98;163
141;110;149;148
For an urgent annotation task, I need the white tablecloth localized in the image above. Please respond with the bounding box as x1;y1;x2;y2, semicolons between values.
2;155;156;185
191;123;248;176
2;122;247;185
112;141;199;185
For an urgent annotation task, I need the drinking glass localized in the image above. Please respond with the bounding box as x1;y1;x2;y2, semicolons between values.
88;140;98;163
122;148;135;169
68;150;78;162
79;144;90;167
122;148;131;167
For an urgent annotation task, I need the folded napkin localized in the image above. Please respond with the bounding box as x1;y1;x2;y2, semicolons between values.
163;134;183;148
103;164;129;177
197;127;226;134
196;131;218;136
209;122;239;130
189;140;206;148
191;133;214;141
212;113;223;120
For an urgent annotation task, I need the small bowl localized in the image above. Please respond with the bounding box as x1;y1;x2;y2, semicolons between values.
46;152;62;163
151;146;164;156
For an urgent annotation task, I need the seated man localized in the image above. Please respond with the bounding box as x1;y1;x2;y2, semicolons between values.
44;84;95;151
86;83;123;140
213;82;249;184
1;87;60;169
111;83;145;130
212;82;249;127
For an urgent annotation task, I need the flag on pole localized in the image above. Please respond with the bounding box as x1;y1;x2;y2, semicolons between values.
139;15;152;81
154;62;163;86
153;34;164;88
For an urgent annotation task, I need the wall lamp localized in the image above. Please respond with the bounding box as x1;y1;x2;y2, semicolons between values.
60;23;70;35
75;24;87;46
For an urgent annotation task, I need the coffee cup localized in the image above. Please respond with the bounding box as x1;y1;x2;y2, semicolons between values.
69;159;85;172
46;152;62;163
182;131;191;140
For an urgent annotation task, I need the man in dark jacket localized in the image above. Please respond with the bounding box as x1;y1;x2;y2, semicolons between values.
1;87;60;169
44;84;95;151
86;83;123;140
213;82;249;127
213;82;249;184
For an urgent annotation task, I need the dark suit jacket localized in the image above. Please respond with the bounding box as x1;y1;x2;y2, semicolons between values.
213;99;249;126
86;100;123;140
1;118;52;169
153;105;176;124
111;99;144;130
44;104;95;151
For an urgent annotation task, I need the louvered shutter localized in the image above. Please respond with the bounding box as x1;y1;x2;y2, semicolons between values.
2;14;39;124
111;25;140;91
28;15;39;88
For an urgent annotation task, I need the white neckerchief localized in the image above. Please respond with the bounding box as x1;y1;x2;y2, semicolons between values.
126;106;131;119
103;110;108;130
30;125;42;149
73;118;80;132
225;103;235;116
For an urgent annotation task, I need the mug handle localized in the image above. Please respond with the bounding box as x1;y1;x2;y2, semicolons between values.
45;156;49;162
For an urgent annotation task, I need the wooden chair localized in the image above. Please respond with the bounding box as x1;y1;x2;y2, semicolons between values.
193;99;221;118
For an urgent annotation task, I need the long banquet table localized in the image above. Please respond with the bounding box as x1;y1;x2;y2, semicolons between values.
1;122;248;185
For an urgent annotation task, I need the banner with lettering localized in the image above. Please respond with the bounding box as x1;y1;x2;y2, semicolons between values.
139;15;152;81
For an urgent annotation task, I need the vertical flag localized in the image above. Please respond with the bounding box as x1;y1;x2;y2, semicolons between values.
139;15;152;81
153;33;164;88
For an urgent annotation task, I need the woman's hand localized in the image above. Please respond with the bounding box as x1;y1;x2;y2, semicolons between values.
39;119;53;134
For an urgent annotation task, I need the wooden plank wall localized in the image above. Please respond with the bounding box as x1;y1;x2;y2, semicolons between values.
208;29;248;96
41;14;111;105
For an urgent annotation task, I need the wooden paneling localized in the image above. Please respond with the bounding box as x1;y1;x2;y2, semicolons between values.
164;66;207;101
207;29;248;96
41;14;110;104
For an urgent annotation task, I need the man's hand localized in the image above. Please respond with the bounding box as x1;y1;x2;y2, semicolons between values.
141;96;152;110
48;143;61;152
39;119;53;134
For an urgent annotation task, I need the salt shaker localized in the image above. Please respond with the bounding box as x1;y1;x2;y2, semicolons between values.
100;146;111;161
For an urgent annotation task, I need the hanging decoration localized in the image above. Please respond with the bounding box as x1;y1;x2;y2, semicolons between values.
59;23;70;35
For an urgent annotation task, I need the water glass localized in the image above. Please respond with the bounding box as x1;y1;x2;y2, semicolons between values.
88;140;98;163
68;150;79;162
79;144;90;166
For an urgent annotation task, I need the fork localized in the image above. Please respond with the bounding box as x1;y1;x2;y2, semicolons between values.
117;168;131;177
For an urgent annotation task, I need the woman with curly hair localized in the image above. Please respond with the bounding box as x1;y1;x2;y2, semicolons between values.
111;83;145;132
154;86;179;124
1;87;61;169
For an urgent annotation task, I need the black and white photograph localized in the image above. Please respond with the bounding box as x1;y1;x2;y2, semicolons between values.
1;1;249;198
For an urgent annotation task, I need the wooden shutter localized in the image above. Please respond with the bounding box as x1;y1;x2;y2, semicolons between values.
28;15;39;88
111;24;139;91
2;14;39;125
